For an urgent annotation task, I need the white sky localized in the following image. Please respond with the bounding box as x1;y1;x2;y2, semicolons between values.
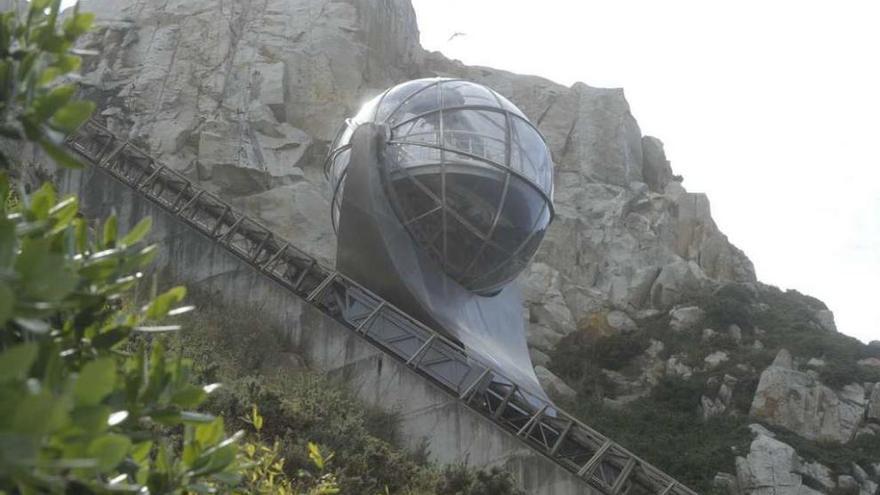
58;0;877;343
412;0;879;344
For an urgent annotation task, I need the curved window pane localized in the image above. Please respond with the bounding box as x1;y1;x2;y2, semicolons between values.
443;168;505;237
492;176;547;251
510;117;552;194
387;83;441;126
442;217;483;273
392;112;440;147
492;91;527;119
442;109;507;167
387;143;442;173
353;94;383;124
376;79;437;123
442;80;501;109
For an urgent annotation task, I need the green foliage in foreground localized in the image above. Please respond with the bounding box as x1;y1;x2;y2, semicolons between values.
0;180;249;493
0;0;97;169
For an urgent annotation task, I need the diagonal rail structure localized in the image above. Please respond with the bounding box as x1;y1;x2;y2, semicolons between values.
66;119;699;495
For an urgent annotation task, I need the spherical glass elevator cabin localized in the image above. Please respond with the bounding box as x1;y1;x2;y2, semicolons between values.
326;78;555;295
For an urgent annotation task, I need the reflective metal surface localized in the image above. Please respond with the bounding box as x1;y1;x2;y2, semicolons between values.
326;78;554;294
335;124;547;400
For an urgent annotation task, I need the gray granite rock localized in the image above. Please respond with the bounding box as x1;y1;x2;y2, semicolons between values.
69;0;757;370
669;305;705;333
751;351;868;443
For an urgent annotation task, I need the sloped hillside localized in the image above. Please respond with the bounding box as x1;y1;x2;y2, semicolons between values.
546;283;880;493
61;0;880;492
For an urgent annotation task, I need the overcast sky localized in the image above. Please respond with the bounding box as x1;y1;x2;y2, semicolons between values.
412;0;878;344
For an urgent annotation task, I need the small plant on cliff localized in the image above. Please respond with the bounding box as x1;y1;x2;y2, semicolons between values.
0;0;96;169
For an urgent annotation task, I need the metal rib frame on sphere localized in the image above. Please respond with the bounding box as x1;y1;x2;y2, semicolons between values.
323;78;555;294
66;118;698;495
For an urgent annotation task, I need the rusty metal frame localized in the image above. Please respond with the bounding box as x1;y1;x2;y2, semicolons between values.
66;119;698;495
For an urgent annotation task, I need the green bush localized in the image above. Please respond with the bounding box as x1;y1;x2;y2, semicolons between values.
0;0;96;169
702;283;756;330
651;376;704;413
170;291;439;494
0;179;249;492
560;396;751;493
435;464;524;495
550;327;649;376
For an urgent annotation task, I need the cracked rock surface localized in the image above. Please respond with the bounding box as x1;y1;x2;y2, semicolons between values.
75;0;754;355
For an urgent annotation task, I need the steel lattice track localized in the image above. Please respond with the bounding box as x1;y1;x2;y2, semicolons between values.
65;119;699;495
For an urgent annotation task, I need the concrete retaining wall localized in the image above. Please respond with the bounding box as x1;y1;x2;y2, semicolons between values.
58;165;594;495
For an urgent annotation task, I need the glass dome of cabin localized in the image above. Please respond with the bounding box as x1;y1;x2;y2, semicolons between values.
326;78;555;295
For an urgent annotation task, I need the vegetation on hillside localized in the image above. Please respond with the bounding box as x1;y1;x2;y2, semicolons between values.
170;289;526;495
549;284;880;493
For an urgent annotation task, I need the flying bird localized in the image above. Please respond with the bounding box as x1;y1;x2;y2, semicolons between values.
448;32;467;42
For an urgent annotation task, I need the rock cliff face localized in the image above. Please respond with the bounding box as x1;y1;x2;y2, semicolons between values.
751;350;869;444
66;1;880;493
74;0;754;347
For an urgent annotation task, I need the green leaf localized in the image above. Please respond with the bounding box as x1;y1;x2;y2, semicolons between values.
48;196;78;232
74;358;115;406
192;444;236;476
120;217;152;246
50;100;94;133
171;385;206;409
37;66;61;86
103;214;117;247
0;217;14;268
87;433;131;472
70;404;111;434
0;283;12;326
91;326;132;350
0;342;38;382
52;53;81;73
73;217;87;253
145;286;187;320
15;237;78;301
63;12;95;38
0;173;9;214
194;418;224;447
12;391;56;435
308;442;324;470
29;182;56;220
131;440;152;464
39;136;83;169
32;84;74;121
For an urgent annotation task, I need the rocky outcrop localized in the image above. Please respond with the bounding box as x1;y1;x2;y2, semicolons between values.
735;432;822;495
73;0;755;358
735;427;878;495
751;350;869;443
869;383;880;423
